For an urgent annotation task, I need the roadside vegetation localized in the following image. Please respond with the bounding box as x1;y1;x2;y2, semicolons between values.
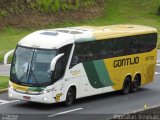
0;0;160;64
0;76;9;90
0;0;96;15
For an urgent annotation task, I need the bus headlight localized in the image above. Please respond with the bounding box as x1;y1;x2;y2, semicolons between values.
40;88;53;94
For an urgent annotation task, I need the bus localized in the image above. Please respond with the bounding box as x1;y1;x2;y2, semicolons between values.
9;25;158;106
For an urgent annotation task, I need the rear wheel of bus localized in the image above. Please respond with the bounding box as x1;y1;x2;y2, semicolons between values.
121;77;131;95
131;75;141;92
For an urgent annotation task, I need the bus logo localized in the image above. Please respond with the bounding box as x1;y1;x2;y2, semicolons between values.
113;57;139;68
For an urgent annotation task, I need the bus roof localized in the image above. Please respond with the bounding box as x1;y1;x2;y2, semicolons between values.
18;24;157;49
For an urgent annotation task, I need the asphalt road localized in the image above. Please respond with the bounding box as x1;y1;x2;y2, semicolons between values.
0;65;160;120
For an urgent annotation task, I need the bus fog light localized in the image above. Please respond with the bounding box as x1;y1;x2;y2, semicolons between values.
43;98;47;101
9;93;13;97
43;90;48;94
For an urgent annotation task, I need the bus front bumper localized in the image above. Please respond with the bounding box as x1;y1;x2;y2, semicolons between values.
8;88;56;104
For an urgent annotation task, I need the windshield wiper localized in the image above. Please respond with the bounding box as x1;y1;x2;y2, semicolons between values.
26;63;30;75
29;68;41;87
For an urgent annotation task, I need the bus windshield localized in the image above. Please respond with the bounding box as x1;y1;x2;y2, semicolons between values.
10;46;57;87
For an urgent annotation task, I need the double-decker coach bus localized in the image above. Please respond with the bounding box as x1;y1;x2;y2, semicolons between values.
9;25;158;106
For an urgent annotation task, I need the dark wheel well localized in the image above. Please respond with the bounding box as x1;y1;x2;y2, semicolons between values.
69;86;76;99
64;86;77;106
135;73;141;86
121;76;132;95
126;75;132;84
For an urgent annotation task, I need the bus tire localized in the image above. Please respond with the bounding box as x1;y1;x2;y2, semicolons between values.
64;87;75;106
121;77;131;95
131;75;140;93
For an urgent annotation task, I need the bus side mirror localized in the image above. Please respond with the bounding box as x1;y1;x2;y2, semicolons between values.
50;53;64;71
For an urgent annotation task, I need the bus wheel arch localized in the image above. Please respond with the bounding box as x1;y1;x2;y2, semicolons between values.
131;73;141;92
121;75;132;95
64;85;77;106
135;73;141;86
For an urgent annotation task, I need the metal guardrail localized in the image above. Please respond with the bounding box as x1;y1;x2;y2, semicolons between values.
3;50;15;65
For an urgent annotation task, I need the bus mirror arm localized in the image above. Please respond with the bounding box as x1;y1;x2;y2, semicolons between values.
50;53;64;71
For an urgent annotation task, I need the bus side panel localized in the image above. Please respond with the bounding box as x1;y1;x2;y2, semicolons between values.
103;48;157;91
66;48;157;99
103;57;134;91
82;60;115;95
66;63;103;99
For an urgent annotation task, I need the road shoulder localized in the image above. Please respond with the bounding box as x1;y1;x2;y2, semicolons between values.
111;105;160;120
0;89;8;94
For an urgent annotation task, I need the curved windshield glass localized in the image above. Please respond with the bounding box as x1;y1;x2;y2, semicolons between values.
10;46;57;87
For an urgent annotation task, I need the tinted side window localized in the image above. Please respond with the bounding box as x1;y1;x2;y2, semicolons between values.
140;33;157;52
87;41;100;61
70;33;157;68
126;36;141;55
70;41;100;67
126;33;157;55
99;40;114;59
70;42;87;68
113;38;126;57
70;40;114;68
53;44;72;81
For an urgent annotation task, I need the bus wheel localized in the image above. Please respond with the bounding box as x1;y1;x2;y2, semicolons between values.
131;75;140;92
65;88;75;106
121;77;131;95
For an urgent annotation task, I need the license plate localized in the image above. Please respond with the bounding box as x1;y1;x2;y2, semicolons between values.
23;96;31;100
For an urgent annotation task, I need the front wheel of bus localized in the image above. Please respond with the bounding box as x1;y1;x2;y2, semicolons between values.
65;88;75;106
121;77;131;95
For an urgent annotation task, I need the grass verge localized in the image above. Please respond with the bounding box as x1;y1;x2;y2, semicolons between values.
0;27;31;63
0;76;9;90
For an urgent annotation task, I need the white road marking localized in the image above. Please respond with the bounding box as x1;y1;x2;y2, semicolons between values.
155;72;160;75
0;99;9;105
156;64;160;66
8;100;20;103
0;100;9;105
0;100;9;103
48;108;83;117
0;99;20;106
